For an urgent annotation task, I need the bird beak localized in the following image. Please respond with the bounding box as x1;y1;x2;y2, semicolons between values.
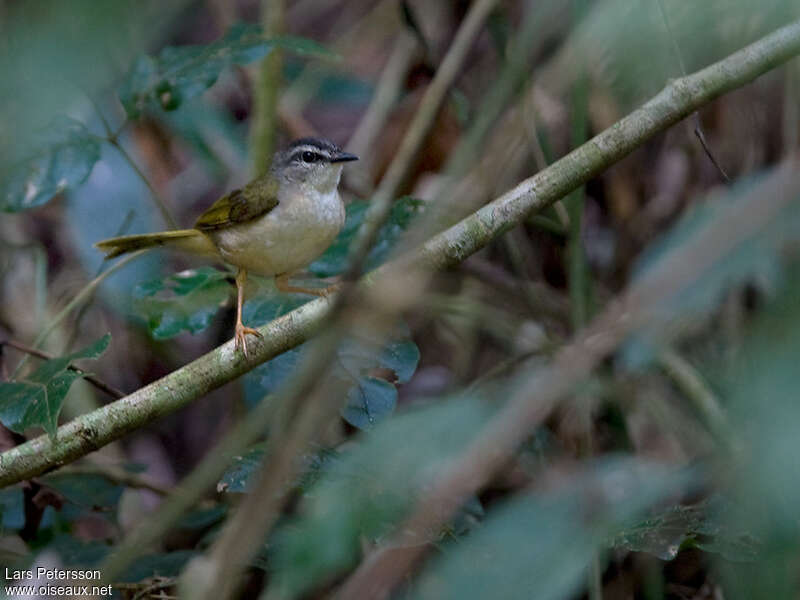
330;151;359;163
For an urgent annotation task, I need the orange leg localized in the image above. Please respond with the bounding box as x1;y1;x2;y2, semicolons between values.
234;268;262;357
275;273;339;297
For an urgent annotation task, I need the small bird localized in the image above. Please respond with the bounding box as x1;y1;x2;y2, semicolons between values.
96;137;358;356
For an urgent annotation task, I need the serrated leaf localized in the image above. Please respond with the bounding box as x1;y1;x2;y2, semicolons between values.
309;197;424;277
0;116;100;212
269;394;496;599
0;334;110;439
119;24;331;118
133;267;232;339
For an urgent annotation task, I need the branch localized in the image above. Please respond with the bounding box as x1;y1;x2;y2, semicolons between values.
1;19;799;488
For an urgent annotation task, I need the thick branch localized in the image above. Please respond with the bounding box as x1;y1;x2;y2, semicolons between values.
1;19;799;488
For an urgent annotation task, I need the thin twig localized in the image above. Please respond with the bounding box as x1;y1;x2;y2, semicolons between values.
0;340;125;399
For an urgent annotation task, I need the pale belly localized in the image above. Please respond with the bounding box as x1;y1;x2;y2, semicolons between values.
210;192;345;276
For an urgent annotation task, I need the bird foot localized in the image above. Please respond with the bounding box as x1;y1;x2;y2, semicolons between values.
234;323;262;358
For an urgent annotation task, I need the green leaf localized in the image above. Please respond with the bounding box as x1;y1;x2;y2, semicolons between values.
0;116;100;212
612;495;759;562
219;445;341;496
40;472;124;512
715;269;800;596
0;334;110;439
309;197;424;277
217;443;267;493
340;376;396;430
118;23;331;118
177;505;228;530
243;293;311;328
269;394;496;599
407;459;692;600
0;488;25;530
244;327;420;429
40;535;110;568
133;267;232;339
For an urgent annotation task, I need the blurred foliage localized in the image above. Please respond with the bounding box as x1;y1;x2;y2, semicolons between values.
244;328;419;429
612;495;760;562
119;24;331;118
407;460;692;600
0;0;189;165
716;269;800;599
1;1;800;599
0;117;100;212
623;167;800;368
268;394;496;599
555;0;800;105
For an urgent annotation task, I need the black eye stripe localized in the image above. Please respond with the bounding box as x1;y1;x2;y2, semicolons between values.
292;149;326;163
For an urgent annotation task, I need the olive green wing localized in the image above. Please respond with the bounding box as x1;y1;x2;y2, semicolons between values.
194;176;280;231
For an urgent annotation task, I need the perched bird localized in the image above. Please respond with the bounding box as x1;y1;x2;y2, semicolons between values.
96;137;358;356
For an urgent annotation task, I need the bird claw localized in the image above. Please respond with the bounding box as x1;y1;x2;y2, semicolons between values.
234;324;262;358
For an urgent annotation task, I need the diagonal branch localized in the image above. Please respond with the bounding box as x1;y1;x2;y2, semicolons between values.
1;19;799;488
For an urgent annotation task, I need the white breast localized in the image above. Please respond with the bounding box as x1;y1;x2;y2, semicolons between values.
211;186;345;277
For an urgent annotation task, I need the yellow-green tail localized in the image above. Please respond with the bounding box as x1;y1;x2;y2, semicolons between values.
95;229;215;259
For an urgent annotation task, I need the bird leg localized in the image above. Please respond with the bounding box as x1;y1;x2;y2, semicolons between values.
275;273;339;297
234;268;262;357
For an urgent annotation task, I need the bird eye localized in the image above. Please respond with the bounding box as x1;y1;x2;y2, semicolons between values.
301;151;320;163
